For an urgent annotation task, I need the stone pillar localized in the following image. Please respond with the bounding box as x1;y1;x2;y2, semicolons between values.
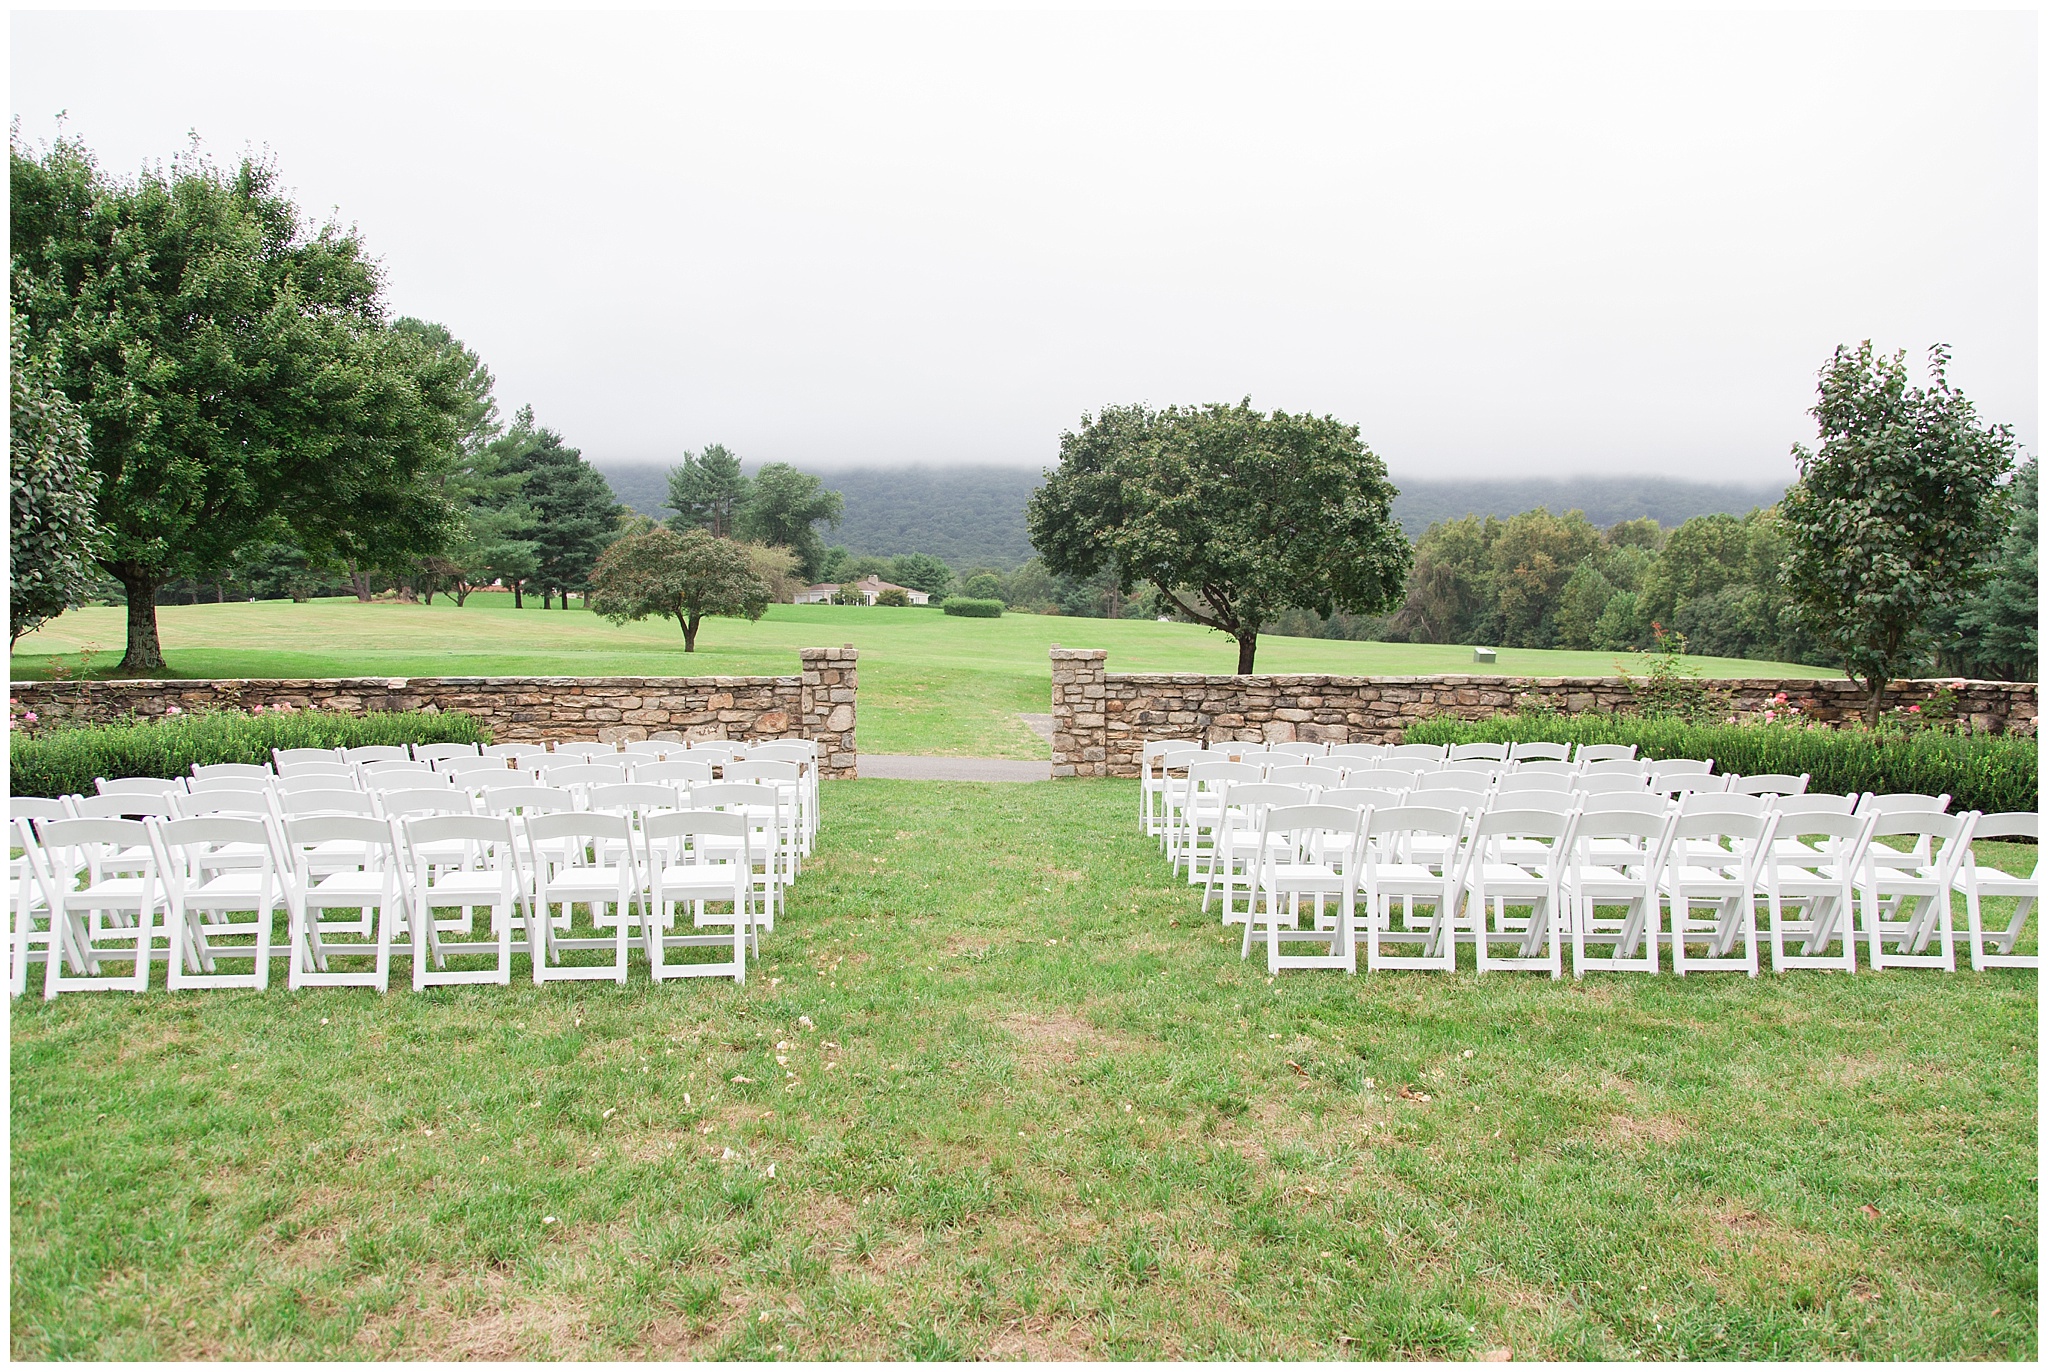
1049;647;1109;778
800;646;859;778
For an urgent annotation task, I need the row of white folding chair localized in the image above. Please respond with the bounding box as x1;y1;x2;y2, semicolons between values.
1183;784;2021;977
12;805;761;996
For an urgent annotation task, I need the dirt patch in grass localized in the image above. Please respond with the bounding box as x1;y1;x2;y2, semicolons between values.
984;1319;1098;1361
352;1271;590;1359
1600;1112;1688;1148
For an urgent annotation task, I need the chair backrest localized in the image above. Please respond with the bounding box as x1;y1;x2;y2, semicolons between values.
726;760;800;784
1361;803;1469;843
1383;743;1449;763
1652;774;1729;798
1677;792;1767;818
642;808;751;844
375;788;476;819
1574;743;1639;764
1471;806;1573;843
1312;787;1407;812
283;813;399;852
412;742;481;763
438;757;513;780
1257;804;1367;862
1668;808;1772;849
1160;747;1206;772
1769;793;1855;818
192;761;272;782
39;815;155;853
1647;757;1714;778
1448;742;1508;762
586;783;689;815
621;740;676;760
275;788;378;818
1341;768;1418;793
1968;811;2039;843
495;748;552;771
342;745;411;765
750;740;816;761
188;772;275;794
1569;806;1670;847
1855;792;1952;816
273;747;341;767
1574;772;1651;795
1270;741;1328;759
1866;808;1968;844
1443;758;1503;777
479;785;578;816
1327;743;1387;761
689;782;783;815
1507;741;1572;762
553;741;619;760
1414;774;1489;802
1512;760;1579;778
541;763;631;790
275;772;363;794
1266;764;1343;790
68;792;180;820
157;813;277;853
1728;772;1810;797
276;759;354;780
12;796;71;822
1187;761;1263;790
1489;788;1575;814
633;759;717;787
523;810;633;844
1765;808;1872;852
362;759;441;778
1498;770;1570;793
96;776;187;797
1580;758;1649;778
480;742;529;758
403;812;518;854
172;789;272;818
1577;792;1672;821
1220;782;1312;811
687;742;739;760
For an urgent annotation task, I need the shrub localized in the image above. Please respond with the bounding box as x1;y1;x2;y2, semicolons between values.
942;597;1004;618
11;709;490;798
1400;714;2037;815
873;588;911;607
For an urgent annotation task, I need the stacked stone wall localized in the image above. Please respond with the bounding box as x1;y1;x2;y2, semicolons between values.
13;647;862;778
1045;650;2036;778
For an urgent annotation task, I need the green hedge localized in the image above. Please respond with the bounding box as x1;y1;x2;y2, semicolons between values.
1401;715;2038;815
11;709;490;798
941;597;1004;618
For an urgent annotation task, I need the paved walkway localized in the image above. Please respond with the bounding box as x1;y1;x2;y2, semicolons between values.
857;755;1053;782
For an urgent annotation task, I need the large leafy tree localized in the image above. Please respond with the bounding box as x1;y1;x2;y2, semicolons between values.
1928;455;2037;682
1781;343;2017;721
586;524;772;651
887;551;956;600
493;406;622;608
737;463;842;580
11;135;462;669
665;444;750;538
1029;400;1409;673
9;308;103;645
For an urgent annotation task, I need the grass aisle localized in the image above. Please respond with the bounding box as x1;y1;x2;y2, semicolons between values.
10;781;2035;1359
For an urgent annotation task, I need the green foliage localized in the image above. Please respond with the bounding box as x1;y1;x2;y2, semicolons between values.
9;307;102;645
942;597;1003;618
1401;714;2037;815
11;134;466;669
872;588;911;608
961;570;1002;600
11;709;486;798
1782;343;2018;718
736;463;842;581
586;526;770;652
1929;456;2037;682
491;406;622;606
887;552;955;600
1029;400;1409;672
665;444;749;538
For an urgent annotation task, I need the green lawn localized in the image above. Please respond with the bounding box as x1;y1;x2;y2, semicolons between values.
9;781;2035;1359
12;599;1843;758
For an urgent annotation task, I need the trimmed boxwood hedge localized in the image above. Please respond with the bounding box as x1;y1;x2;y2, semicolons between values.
1401;714;2038;816
941;597;1004;618
10;709;490;799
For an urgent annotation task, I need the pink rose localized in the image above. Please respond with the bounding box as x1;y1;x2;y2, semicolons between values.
166;706;183;716
1908;704;1920;713
22;711;37;724
1763;709;1776;722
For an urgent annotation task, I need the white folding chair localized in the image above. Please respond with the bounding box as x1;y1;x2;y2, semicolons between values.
1358;803;1470;972
359;761;445;789
633;758;716;790
1574;744;1638;764
540;762;631;801
1265;764;1343;793
1855;810;1976;971
1339;768;1420;795
279;814;406;991
1247;803;1364;974
1652;773;1730;801
1448;742;1508;763
1729;772;1810;798
11;806;69;995
1270;741;1330;760
413;742;482;764
1328;742;1388;764
1172;761;1263;882
1579;759;1650;780
150;814;287;990
1565;808;1673;976
1760;810;1874;974
1853;793;1953;873
1508;741;1571;763
690;782;793;933
341;746;410;767
1575;772;1652;796
639;809;755;982
22;816;164;997
1202;782;1312;922
96;776;186;797
1382;743;1449;766
274;747;342;770
190;772;278;794
552;741;619;761
1660;810;1776;976
1647;758;1714;781
193;761;272;785
1956;813;2039;970
726;760;809;861
1462;807;1577;978
1139;740;1186;838
402;814;524;988
523;812;639;984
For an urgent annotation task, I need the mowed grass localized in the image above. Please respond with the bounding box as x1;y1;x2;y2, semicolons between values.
12;598;1844;759
10;781;2035;1360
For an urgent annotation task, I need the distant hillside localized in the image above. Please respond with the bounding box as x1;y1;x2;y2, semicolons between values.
594;461;1786;568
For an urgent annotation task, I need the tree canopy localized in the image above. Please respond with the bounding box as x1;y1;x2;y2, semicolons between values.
493;406;623;607
586;525;772;651
10;134;462;668
9;308;102;645
665;444;749;538
737;463;842;580
1028;401;1409;672
1781;343;2017;720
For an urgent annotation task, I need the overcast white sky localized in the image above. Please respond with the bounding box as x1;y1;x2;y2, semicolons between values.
11;6;2037;481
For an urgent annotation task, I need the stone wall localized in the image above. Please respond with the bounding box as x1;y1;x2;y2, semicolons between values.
1046;649;2037;778
13;647;862;778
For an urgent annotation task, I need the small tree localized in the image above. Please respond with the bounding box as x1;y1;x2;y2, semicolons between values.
666;444;750;537
888;552;955;600
1028;400;1409;672
586;527;770;652
10;311;103;645
1781;343;2017;722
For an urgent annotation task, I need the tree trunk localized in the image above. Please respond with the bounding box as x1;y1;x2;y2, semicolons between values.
512;579;524;609
111;565;168;673
1236;632;1258;675
681;612;700;651
347;560;374;602
542;586;554;610
1864;676;1889;726
453;581;471;607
